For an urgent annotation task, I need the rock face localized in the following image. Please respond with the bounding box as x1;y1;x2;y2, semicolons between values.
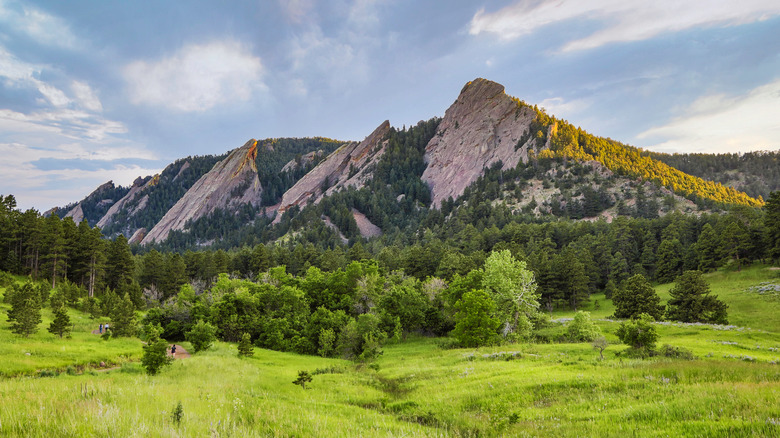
281;150;324;173
96;176;154;229
141;139;262;244
421;78;537;207
274;121;391;221
64;203;84;224
351;208;381;238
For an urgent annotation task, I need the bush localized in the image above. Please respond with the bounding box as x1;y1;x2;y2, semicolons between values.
451;289;500;348
142;324;173;375
659;344;695;360
185;320;217;353
615;313;658;352
566;311;601;342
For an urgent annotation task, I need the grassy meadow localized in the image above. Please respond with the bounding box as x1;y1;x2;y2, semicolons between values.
1;266;780;436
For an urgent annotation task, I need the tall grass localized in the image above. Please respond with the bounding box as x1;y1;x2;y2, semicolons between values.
0;266;779;436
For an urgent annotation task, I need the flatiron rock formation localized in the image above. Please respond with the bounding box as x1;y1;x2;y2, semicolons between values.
141;139;262;244
421;78;537;207
273;121;391;221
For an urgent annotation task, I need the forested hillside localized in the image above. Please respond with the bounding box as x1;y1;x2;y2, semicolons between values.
645;150;780;200
526;105;764;207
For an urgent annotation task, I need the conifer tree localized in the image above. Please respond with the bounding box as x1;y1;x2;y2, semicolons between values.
105;235;134;291
48;304;71;338
110;293;137;337
721;222;750;271
238;332;254;357
8;282;42;337
655;238;683;283
765;191;780;262
666;270;728;324
695;223;721;272
611;274;664;320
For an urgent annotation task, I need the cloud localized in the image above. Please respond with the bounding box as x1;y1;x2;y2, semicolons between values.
123;41;265;112
469;0;780;51
284;1;385;96
0;0;80;49
71;81;103;112
636;79;780;153
278;0;316;24
538;97;590;117
0;142;163;211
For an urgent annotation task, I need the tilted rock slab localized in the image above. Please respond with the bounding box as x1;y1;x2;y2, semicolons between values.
141;139;262;244
421;78;537;207
96;176;154;229
63;203;85;224
273;121;390;222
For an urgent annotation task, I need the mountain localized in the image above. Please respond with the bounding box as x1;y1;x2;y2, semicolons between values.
422;79;540;207
644;150;780;201
57;78;768;251
273;120;391;221
141;139;263;244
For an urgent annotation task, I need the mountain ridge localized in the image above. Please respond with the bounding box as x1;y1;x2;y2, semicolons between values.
54;77;767;250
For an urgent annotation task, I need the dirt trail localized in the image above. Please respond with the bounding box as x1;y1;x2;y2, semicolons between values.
89;327;190;370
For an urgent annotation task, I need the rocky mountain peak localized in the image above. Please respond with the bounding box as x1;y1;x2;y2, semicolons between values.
273;121;390;221
141;139;263;244
421;78;537;207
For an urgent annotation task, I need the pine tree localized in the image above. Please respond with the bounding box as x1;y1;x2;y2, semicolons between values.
238;332;254;357
695;223;721;272
765;191;780;262
721;222;750;271
666;270;728;324
110;293;137;337
105;235;134;291
48;304;71;338
611;274;664;320
8;282;42;337
655;238;683;283
41;214;66;289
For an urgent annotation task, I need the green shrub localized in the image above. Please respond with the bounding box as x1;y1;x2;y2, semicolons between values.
616;313;658;352
185;320;217;353
659;344;695;360
566;311;601;342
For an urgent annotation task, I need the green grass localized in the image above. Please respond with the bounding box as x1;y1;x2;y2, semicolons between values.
0;265;779;436
0;283;141;377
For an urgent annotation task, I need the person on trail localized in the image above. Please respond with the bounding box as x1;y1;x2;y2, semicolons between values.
171;344;176;358
99;323;103;334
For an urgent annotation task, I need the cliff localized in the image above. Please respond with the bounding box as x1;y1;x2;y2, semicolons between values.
421;78;537;207
141;139;262;244
273;121;391;221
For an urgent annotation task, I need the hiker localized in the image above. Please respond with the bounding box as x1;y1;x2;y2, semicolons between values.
99;323;103;334
171;344;177;358
104;323;109;332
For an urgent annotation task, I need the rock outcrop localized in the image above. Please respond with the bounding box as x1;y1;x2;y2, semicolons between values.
63;203;84;224
351;208;381;238
421;78;537;207
273;121;391;221
96;176;154;229
141;140;262;244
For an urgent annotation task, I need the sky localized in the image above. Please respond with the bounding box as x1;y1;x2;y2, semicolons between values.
1;0;779;211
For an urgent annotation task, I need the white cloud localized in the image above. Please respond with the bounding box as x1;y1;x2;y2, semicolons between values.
0;0;80;49
123;41;265;112
71;81;103;112
637;79;780;153
538;97;590;117
469;0;780;52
